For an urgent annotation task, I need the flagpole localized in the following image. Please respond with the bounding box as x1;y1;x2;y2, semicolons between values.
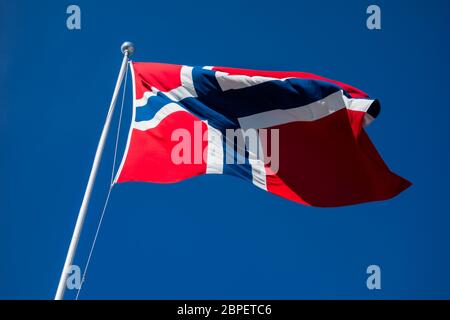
55;42;135;300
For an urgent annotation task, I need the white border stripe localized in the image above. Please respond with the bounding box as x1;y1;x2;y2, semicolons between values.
215;71;291;91
342;94;373;112
249;157;267;190
180;66;197;97
205;121;224;174
133;103;187;131
237;90;375;130
135;66;197;107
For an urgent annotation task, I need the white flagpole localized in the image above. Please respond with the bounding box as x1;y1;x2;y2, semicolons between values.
55;42;135;300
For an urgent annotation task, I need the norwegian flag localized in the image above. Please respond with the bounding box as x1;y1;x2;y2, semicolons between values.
114;62;410;207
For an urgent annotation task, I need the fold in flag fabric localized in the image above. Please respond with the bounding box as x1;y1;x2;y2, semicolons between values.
115;62;411;207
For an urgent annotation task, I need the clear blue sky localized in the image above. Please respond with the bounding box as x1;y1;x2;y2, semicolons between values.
1;0;449;299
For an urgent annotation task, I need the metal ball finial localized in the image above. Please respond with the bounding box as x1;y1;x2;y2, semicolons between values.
121;41;135;55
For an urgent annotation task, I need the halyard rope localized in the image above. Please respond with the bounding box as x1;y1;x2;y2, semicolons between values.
75;62;129;300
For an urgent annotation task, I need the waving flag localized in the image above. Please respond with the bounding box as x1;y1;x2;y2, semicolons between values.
114;62;410;207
